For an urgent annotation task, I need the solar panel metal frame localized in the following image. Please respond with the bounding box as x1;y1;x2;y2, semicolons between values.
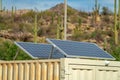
15;42;44;59
15;42;48;59
46;38;115;60
15;42;65;59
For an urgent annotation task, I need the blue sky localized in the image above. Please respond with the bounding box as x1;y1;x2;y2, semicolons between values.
3;0;115;12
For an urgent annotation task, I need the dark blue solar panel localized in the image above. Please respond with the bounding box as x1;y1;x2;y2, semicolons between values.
46;39;115;60
15;42;65;59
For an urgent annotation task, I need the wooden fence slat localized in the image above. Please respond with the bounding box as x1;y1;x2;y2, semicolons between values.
0;60;60;80
0;64;2;80
25;63;29;80
19;63;24;80
42;63;47;80
8;64;13;80
13;63;18;80
48;63;53;80
3;64;7;80
54;62;60;80
36;62;41;80
30;63;35;80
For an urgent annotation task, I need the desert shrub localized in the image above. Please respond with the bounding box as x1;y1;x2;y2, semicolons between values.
0;40;32;60
108;44;120;61
47;26;57;35
72;27;83;40
90;30;104;42
102;15;111;23
0;23;7;30
21;10;35;22
67;7;77;16
78;11;88;18
0;15;4;22
37;28;43;36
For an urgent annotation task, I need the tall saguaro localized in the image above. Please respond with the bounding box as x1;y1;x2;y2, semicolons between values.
119;0;120;29
114;0;118;45
34;14;38;43
93;0;100;24
57;16;64;39
0;0;2;12
95;0;98;16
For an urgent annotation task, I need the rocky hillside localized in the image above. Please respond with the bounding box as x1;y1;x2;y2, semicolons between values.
0;3;120;61
0;3;116;47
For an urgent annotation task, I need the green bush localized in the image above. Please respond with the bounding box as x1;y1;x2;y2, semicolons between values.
108;44;120;61
0;23;6;30
0;40;32;60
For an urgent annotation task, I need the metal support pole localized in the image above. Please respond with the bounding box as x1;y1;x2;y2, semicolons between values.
49;46;54;59
64;0;67;40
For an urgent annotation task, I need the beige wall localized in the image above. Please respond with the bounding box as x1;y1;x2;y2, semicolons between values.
60;58;120;80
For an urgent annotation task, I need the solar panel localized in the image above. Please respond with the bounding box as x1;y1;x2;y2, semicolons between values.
46;38;115;60
15;42;65;59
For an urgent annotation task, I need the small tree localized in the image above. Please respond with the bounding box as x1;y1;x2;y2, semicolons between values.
101;6;112;15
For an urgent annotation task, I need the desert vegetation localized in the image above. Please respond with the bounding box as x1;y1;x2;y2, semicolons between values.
0;1;120;60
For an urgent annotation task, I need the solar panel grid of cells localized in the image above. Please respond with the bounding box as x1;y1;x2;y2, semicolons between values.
15;42;64;59
15;39;115;60
46;39;115;60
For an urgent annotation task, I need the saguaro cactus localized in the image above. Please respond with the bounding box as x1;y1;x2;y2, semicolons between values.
0;0;2;12
78;17;82;28
51;13;54;25
12;6;14;17
93;0;100;24
34;14;38;43
118;0;120;29
57;16;64;39
114;0;118;45
57;16;60;39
